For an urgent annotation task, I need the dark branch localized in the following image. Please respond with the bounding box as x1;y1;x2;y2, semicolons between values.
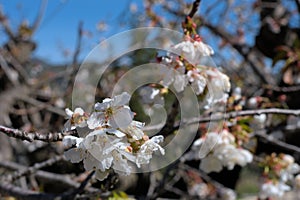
184;108;300;125
0;181;57;200
254;131;300;154
7;155;65;182
264;84;300;93
188;0;201;18
144;108;300;131
0;125;77;142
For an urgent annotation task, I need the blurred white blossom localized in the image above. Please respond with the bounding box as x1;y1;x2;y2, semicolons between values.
259;181;291;199
171;40;214;65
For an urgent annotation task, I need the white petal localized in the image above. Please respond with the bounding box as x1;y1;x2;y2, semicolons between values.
95;170;109;181
87;112;105;129
83;153;99;171
173;74;187;92
62;136;83;148
65;108;73;117
64;148;84;163
109;107;134;128
106;129;126;137
112;92;131;107
94;100;111;111
200;155;223;173
74;107;84;115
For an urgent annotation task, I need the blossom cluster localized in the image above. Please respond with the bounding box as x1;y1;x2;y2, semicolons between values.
156;36;230;108
183;130;253;173
62;92;165;180
259;153;300;199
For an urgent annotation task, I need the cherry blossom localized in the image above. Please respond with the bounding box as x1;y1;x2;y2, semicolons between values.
63;94;165;181
87;92;134;129
259;181;291;199
64;107;88;130
171;40;214;65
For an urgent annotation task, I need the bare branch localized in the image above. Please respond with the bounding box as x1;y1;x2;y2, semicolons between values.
0;160;87;190
64;171;96;199
144;108;300;131
6;155;65;182
0;181;57;200
183;108;300;125
0;125;77;142
254;130;300;154
31;0;48;34
188;0;201;18
264;84;300;93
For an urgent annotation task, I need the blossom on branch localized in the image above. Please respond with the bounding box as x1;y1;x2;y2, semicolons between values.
63;93;165;181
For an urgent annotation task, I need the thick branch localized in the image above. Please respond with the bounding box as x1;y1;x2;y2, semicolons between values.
0;125;77;142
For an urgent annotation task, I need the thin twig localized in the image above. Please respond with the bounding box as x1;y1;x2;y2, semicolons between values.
6;155;65;182
0;125;77;142
0;160;97;191
31;0;48;34
264;84;300;93
64;171;96;199
184;108;300;125
0;181;57;200
144;108;300;131
254;131;300;154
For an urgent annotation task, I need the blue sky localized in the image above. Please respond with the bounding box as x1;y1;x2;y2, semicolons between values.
0;0;142;64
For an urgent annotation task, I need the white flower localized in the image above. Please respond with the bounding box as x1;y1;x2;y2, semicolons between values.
200;154;223;173
111;150;131;176
160;64;188;93
295;174;300;188
187;69;207;95
214;144;253;170
259;181;291;199
62;135;83;148
64;107;87;130
120;120;145;140
171;40;214;65
188;130;252;173
87;92;134;129
220;188;237;200
252;114;267;129
282;154;295;165
220;129;235;144
136;135;165;167
204;68;230;108
276;154;300;182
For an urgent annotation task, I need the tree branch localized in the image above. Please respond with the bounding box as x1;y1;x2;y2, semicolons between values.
254;130;300;154
0;160;93;191
0;181;57;200
6;155;65;182
188;0;201;18
264;84;300;93
183;108;300;125
0;125;77;142
144;108;300;131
